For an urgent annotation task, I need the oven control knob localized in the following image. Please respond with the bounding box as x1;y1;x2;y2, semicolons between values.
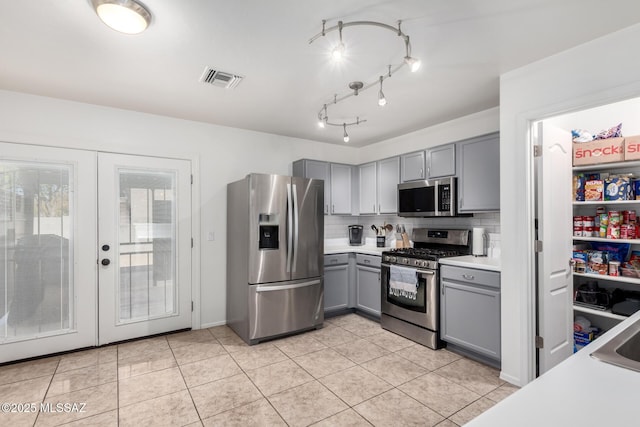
422;260;428;268
390;256;396;262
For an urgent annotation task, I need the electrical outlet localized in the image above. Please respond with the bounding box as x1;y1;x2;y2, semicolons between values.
207;231;215;241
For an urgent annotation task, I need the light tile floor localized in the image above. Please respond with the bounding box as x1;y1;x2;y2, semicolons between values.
0;313;518;426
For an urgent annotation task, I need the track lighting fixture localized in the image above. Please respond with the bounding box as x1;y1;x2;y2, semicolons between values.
92;0;151;34
310;19;420;142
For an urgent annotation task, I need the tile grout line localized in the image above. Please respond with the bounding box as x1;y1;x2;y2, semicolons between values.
32;357;60;426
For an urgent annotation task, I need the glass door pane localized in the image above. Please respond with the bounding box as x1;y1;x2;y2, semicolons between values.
118;170;176;323
0;162;72;342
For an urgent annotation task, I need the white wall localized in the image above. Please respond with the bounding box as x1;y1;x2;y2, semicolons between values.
500;23;640;386
357;107;499;164
0;90;359;328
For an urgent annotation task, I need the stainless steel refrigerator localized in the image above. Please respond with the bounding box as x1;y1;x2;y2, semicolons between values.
226;173;324;344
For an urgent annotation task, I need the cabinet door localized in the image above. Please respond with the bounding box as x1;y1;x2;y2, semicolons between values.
441;279;501;360
359;162;377;215
324;264;349;312
304;160;330;215
427;144;456;178
330;163;352;214
377;157;400;214
401;151;426;182
356;265;381;317
458;133;500;212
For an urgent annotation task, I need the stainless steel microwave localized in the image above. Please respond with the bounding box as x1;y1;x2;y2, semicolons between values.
397;177;457;217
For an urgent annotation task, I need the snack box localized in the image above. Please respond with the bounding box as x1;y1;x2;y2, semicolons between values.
624;135;640;161
572;251;588;263
586;250;608;275
584;180;604;201
604;176;631;201
573;137;625;166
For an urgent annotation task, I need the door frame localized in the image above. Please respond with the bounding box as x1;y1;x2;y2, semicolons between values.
522;88;640;384
0;141;201;362
95;149;201;332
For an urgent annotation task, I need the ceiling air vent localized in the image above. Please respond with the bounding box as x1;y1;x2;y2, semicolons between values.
200;67;243;89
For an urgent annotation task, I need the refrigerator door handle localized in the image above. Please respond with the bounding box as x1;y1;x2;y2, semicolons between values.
255;280;319;292
286;183;293;273
292;183;299;272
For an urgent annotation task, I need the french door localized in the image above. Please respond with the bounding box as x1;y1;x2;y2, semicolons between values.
0;144;191;362
97;153;191;345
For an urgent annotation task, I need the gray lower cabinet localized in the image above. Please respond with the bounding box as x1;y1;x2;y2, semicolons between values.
440;265;501;361
457;132;500;212
355;254;381;317
324;254;349;313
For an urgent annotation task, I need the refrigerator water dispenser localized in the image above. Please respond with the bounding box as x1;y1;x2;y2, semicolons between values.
258;214;279;249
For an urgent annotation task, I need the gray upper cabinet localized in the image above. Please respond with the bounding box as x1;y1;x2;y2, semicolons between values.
330;163;352;215
358;162;377;215
427;144;456;178
292;159;330;214
377;157;400;214
457;133;500;213
401;151;426;182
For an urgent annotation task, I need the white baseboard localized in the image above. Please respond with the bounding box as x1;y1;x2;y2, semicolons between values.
200;320;227;329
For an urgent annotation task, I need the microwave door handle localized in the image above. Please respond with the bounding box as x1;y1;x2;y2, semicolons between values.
292;183;299;273
286;183;293;273
434;181;439;216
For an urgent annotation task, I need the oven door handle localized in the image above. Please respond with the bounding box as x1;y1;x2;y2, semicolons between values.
382;263;435;276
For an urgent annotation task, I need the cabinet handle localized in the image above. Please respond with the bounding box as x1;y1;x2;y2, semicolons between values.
420;168;423;177
373;204;376;212
462;274;475;280
332;205;335;213
427;166;430;177
330;259;337;264
442;285;445;295
364;259;370;264
378;204;381;212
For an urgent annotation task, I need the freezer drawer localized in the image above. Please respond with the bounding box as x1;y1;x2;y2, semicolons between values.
248;278;324;343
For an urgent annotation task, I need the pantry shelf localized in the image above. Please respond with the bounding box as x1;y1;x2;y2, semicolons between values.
573;304;627;321
572;200;640;206
572;236;640;244
573;160;640;172
573;272;640;285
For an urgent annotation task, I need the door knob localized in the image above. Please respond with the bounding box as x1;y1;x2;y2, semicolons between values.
101;259;111;266
101;244;110;251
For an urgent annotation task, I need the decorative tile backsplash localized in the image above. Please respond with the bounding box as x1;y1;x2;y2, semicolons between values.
324;212;500;240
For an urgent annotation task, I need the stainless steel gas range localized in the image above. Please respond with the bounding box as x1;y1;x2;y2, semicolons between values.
380;228;470;349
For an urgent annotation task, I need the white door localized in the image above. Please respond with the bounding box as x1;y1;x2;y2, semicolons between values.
0;143;97;363
97;153;191;345
536;122;573;374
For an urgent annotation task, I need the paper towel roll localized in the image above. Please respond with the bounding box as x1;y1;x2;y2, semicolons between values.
472;227;486;256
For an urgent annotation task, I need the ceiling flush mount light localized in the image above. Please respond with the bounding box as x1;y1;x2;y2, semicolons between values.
310;20;420;142
92;0;151;34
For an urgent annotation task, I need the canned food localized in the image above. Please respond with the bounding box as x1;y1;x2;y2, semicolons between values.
600;213;609;226
621;224;632;239
573;216;584;227
629;210;637;223
584;226;596;237
573;226;584;237
575;260;586;274
607;224;621;239
596;206;606;215
583;216;595;227
609;261;620;276
600;225;607;238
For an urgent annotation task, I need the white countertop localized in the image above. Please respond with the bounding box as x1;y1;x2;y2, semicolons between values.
467;309;640;427
439;255;501;272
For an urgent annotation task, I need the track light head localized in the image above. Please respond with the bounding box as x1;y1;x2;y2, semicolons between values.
378;76;387;107
343;123;349;143
404;56;421;72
